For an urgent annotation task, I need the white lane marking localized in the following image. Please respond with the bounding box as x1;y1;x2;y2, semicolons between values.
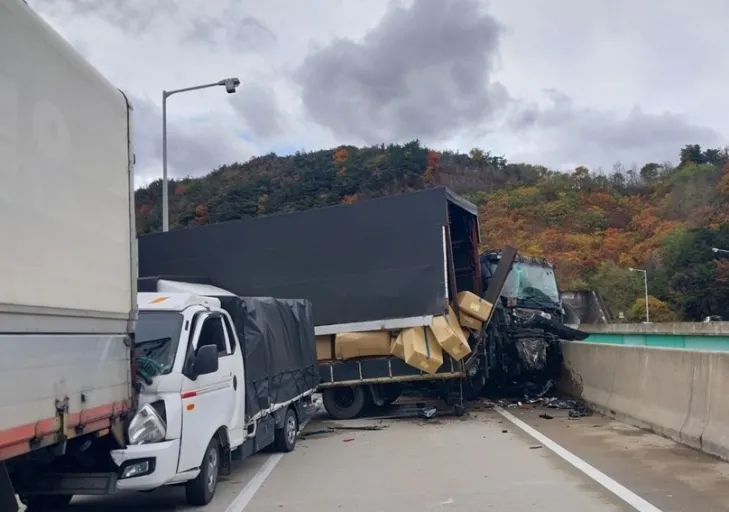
496;408;664;512
224;453;284;512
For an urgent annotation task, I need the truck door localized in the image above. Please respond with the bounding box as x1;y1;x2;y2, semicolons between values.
221;314;246;446
177;313;235;474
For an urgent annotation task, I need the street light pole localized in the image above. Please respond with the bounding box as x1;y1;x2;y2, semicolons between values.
629;267;649;323
712;247;729;256
162;92;168;232
161;77;241;232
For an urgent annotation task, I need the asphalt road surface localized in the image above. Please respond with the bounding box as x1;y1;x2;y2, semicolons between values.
57;402;729;511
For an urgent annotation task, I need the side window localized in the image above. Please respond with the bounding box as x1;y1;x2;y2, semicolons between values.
223;317;237;355
197;317;227;356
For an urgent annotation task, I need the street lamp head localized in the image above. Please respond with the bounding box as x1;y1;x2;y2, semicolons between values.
713;247;720;253
219;77;241;94
628;267;635;272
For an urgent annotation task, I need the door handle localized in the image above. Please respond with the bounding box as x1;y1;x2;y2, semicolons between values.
233;376;237;390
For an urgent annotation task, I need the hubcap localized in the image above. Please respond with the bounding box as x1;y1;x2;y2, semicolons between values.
286;415;297;445
334;388;355;408
206;447;218;492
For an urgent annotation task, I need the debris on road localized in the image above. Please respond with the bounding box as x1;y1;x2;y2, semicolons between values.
419;406;437;419
334;425;389;431
300;424;389;439
529;445;543;450
366;402;445;421
482;390;592;420
544;397;593;418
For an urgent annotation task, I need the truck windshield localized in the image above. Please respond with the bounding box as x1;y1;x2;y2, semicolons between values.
135;311;184;378
492;261;560;305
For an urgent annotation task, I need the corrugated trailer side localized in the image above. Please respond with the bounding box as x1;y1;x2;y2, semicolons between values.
0;1;136;507
0;0;136;334
138;187;481;332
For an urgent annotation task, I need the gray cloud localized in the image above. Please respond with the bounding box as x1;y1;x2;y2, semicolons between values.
508;90;723;169
186;13;276;52
129;95;248;180
296;0;508;145
29;0;178;34
28;0;728;175
230;83;283;139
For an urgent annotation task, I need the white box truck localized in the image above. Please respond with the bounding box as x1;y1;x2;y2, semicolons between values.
0;0;137;510
115;279;318;506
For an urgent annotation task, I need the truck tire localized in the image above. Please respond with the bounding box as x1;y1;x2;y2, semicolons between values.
274;407;298;452
21;495;72;511
185;437;220;506
382;384;403;406
322;386;367;420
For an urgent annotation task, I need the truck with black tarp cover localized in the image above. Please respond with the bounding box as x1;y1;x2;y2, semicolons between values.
111;279;317;505
138;188;516;419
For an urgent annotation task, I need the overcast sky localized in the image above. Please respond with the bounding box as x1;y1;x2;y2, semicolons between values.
29;0;729;187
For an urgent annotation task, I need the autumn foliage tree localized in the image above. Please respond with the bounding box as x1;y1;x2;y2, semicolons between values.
134;141;729;321
628;296;678;323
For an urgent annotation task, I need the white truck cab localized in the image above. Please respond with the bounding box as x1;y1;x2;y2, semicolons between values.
112;283;316;506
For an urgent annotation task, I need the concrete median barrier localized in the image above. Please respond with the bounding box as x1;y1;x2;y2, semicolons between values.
702;352;729;460
559;341;729;462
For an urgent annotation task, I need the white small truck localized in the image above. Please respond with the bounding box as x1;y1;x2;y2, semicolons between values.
112;279;318;506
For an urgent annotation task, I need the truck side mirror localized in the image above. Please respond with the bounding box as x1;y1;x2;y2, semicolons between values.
192;344;219;377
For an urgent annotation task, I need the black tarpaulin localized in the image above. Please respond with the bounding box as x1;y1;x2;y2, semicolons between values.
216;295;318;421
138;187;478;327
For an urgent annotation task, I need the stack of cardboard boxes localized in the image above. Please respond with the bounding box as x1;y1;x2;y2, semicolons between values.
315;291;494;375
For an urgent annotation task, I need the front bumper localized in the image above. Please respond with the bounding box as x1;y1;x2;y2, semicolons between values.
111;440;181;491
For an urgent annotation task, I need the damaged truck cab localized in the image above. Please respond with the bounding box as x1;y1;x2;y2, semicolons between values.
481;251;565;321
112;282;317;506
479;251;588;391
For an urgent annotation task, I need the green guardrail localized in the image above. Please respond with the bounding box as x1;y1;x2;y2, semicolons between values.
583;332;729;351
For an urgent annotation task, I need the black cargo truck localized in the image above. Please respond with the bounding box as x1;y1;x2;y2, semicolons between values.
138;188;516;419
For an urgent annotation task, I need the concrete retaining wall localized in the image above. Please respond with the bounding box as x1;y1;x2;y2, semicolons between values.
575;322;729;351
559;341;729;461
580;322;729;335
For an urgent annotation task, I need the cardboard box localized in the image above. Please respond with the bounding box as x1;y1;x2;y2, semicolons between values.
456;291;493;322
458;311;483;330
335;331;392;360
430;308;471;361
402;327;443;375
316;335;335;361
391;332;405;360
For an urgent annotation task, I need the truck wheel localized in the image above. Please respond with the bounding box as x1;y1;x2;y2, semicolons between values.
382;384;403;406
21;495;72;511
274;408;298;452
322;386;367;420
185;437;220;506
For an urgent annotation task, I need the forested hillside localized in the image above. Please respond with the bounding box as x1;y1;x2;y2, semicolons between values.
135;141;729;322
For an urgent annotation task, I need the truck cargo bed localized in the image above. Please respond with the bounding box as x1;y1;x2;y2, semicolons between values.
317;355;465;387
0;334;133;460
216;295;318;421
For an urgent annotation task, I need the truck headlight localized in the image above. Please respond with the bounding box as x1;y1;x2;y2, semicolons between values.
128;403;167;445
